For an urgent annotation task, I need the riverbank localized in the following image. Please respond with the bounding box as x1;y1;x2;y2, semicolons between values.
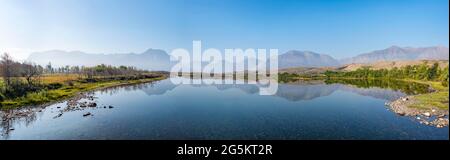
0;74;167;110
320;77;449;127
279;74;449;127
387;80;449;128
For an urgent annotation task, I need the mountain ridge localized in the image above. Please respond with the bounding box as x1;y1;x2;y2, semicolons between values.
340;46;449;64
26;46;449;71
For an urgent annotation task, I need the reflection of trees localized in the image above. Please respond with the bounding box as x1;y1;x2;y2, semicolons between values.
324;79;430;95
99;81;156;95
177;78;413;101
1;107;39;139
0;111;13;139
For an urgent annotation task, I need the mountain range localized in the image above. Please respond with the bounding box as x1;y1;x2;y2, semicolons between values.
27;49;174;71
26;46;449;71
278;50;340;68
340;46;449;64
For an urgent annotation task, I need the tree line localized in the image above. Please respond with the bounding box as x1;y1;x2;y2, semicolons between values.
324;62;449;86
43;63;148;79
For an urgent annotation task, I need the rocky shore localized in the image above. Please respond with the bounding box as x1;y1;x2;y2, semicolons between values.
387;96;449;128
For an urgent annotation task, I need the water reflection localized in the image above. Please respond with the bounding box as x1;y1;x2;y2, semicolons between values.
0;77;438;139
325;79;431;95
1;106;44;139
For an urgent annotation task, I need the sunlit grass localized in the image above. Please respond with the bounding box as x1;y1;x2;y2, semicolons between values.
39;74;80;84
404;80;449;111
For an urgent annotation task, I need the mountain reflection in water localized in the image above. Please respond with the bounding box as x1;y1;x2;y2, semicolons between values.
0;77;442;140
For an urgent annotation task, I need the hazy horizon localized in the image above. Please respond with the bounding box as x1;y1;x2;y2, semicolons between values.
1;0;449;60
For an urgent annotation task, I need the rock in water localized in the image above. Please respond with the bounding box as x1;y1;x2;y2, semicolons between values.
83;112;92;117
88;103;97;107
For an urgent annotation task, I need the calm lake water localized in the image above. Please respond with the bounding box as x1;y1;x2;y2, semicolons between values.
1;77;448;140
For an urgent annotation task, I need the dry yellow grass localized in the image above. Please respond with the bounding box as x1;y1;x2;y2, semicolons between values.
39;74;80;84
341;60;449;71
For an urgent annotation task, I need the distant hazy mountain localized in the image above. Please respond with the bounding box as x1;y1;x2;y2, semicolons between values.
278;50;340;68
27;49;174;71
340;46;449;64
26;46;449;71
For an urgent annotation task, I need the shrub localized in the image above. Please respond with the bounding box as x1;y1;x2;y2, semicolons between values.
66;81;75;86
46;82;63;90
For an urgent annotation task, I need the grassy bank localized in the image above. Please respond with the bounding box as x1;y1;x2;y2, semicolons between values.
401;80;448;111
0;74;166;109
325;76;448;111
279;69;448;112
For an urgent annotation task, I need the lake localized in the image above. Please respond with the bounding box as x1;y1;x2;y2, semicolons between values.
0;77;448;140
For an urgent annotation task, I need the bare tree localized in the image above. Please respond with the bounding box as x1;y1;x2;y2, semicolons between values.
1;53;15;90
21;62;42;86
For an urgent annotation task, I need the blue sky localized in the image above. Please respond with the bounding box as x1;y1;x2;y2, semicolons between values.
0;0;448;60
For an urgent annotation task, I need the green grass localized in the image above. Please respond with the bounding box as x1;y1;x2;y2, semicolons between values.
403;80;449;111
330;78;449;111
0;76;166;109
410;91;449;110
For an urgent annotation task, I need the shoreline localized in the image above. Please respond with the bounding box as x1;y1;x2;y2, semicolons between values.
386;80;449;128
0;75;167;110
387;96;449;128
281;76;449;127
1;76;168;129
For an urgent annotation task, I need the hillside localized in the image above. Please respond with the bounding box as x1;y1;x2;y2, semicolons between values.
340;46;449;64
279;60;449;75
278;50;340;68
279;67;338;75
339;60;449;71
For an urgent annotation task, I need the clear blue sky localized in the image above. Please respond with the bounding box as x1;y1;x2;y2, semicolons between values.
1;0;448;60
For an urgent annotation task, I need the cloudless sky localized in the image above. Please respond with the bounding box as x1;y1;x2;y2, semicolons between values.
0;0;448;60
